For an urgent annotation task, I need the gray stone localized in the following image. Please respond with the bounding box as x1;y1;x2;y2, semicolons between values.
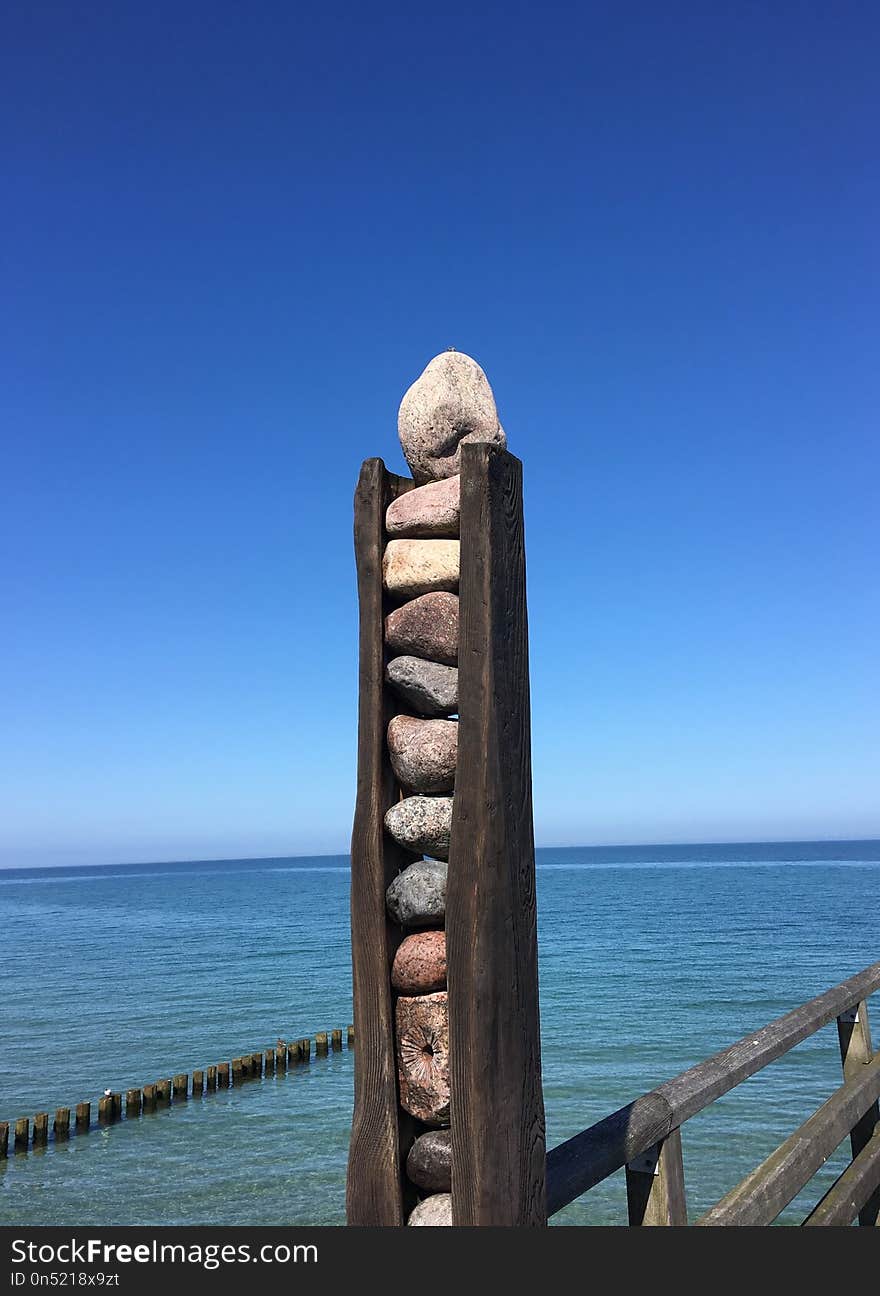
383;539;459;600
385;656;458;717
398;350;506;484
407;1194;453;1226
385;858;447;927
407;1129;452;1193
387;716;457;794
386;475;460;538
385;796;452;861
385;592;458;666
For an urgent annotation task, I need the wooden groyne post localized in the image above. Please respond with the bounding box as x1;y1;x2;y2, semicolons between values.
347;353;545;1226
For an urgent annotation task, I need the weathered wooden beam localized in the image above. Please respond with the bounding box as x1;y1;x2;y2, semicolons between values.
54;1108;70;1140
0;1122;7;1157
802;1123;880;1226
75;1101;90;1132
837;1000;880;1225
347;458;417;1227
125;1089;142;1117
696;1052;880;1225
626;1129;688;1225
14;1118;29;1152
546;961;880;1215
447;444;546;1227
32;1113;48;1147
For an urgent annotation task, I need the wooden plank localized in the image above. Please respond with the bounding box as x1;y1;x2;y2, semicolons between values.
626;1129;688;1225
546;960;880;1216
346;458;417;1228
447;444;546;1227
837;1000;880;1225
696;1052;880;1225
802;1124;880;1226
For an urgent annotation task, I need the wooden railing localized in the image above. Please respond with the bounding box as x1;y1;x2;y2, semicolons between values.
546;961;880;1226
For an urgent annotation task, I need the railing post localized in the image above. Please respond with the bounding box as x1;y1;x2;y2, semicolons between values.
625;1128;688;1225
837;999;880;1225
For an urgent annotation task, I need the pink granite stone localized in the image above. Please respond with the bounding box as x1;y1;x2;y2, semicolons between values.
387;715;457;793
385;592;458;666
396;991;449;1125
392;931;447;994
386;475;461;539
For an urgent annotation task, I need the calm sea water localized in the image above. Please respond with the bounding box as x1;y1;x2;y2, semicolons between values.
1;841;877;1227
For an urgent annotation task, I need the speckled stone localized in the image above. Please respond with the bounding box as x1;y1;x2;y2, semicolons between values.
383;539;459;601
387;716;457;794
386;859;447;927
385;592;458;666
407;1194;453;1226
398;351;506;485
385;656;458;718
392;930;447;994
386;476;460;539
396;991;449;1125
406;1129;452;1193
384;796;452;861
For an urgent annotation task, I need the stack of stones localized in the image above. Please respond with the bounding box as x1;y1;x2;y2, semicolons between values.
381;350;506;1227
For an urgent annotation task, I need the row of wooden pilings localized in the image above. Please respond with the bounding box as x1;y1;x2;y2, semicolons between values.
0;1025;354;1158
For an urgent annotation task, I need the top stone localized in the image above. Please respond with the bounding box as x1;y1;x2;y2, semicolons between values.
398;351;506;485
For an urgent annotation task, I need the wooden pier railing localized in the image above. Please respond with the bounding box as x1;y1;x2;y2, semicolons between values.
0;1025;353;1159
545;961;880;1226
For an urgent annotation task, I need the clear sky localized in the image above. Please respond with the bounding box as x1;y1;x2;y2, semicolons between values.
2;2;878;867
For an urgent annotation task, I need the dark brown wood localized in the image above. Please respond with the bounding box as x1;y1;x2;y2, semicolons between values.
111;1092;122;1119
837;1000;880;1225
14;1118;28;1152
54;1108;71;1139
173;1074;188;1099
802;1125;880;1226
156;1079;172;1104
217;1063;230;1088
98;1097;113;1124
315;1031;329;1056
125;1089;142;1117
192;1070;204;1096
287;1042;300;1066
299;1038;310;1062
142;1085;157;1112
626;1129;688;1225
0;1122;7;1157
347;1024;355;1048
447;444;546;1227
697;1052;880;1226
546;960;880;1215
33;1113;49;1146
75;1101;90;1132
347;457;417;1228
206;1066;217;1093
232;1058;243;1085
276;1043;286;1070
332;1029;343;1052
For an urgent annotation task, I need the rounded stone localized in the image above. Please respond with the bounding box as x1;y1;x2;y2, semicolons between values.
406;1128;452;1193
386;859;447;927
386;475;460;538
398;351;506;485
387;716;457;794
383;539;459;601
385;656;458;718
392;930;447;994
396;991;449;1125
385;592;458;666
385;796;452;861
407;1193;453;1226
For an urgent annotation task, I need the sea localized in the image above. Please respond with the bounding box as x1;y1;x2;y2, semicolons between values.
1;840;878;1227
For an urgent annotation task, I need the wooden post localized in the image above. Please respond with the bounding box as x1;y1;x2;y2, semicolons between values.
156;1079;171;1104
626;1130;688;1225
232;1057;243;1085
218;1062;230;1088
111;1092;122;1120
98;1096;113;1124
276;1043;286;1071
447;444;546;1226
33;1113;49;1147
315;1031;329;1056
287;1041;300;1067
347;459;417;1227
126;1089;142;1117
75;1101;90;1132
142;1085;157;1113
207;1066;217;1093
14;1118;29;1152
54;1108;71;1139
332;1029;343;1052
837;1000;880;1225
173;1074;188;1100
300;1038;310;1062
251;1052;263;1077
0;1122;8;1157
192;1070;204;1096
347;1024;355;1048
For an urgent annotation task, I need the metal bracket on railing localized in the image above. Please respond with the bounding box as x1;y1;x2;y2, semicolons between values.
627;1144;661;1176
839;1008;860;1025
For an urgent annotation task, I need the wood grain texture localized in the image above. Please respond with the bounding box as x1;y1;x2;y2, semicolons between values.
625;1129;688;1225
802;1125;880;1226
447;443;547;1226
347;458;417;1226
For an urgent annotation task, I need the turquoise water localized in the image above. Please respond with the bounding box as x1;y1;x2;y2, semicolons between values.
1;841;877;1226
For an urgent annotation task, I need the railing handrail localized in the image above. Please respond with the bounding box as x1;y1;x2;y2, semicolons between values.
546;959;880;1216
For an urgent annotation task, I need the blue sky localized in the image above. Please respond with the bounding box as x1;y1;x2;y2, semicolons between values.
2;2;877;867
